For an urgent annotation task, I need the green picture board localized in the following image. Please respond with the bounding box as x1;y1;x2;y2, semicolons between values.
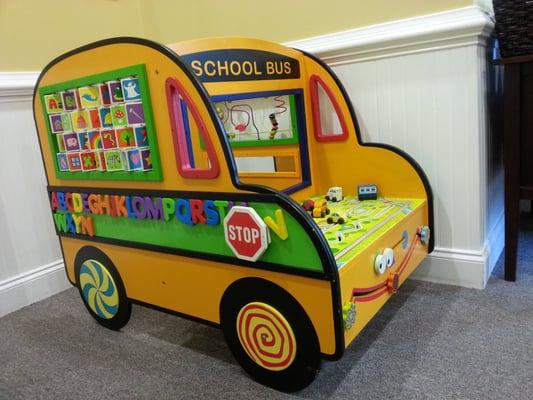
39;64;162;181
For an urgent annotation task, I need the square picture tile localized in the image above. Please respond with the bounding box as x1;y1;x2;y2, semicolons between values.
78;132;91;151
101;129;118;149
44;94;62;114
60;113;72;132
104;150;124;171
98;83;111;106
126;102;145;125
78;86;102;108
70;110;90;132
88;130;103;150
56;134;66;152
49;114;64;133
123;148;142;171
89;109;101;129
61;90;78;111
64;132;80;152
111;104;128;127
116;127;135;148
57;153;69;171
140;148;152;171
99;107;113;128
80;151;98;171
121;77;141;101
67;152;82;171
108;81;124;103
134;125;149;147
95;151;107;171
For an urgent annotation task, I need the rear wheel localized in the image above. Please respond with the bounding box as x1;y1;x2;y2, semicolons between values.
220;279;320;392
74;246;131;330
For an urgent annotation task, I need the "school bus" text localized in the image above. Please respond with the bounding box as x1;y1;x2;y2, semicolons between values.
190;59;292;78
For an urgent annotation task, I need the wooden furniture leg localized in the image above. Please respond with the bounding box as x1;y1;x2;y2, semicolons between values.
504;63;520;281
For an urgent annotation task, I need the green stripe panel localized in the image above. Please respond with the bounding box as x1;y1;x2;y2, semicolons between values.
54;200;323;273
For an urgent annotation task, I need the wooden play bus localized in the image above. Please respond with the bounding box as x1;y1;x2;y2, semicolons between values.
33;37;433;392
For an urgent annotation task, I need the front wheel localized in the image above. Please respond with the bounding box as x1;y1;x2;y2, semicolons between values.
220;279;320;392
74;246;131;331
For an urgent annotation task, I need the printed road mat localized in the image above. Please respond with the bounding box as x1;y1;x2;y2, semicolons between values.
306;196;425;268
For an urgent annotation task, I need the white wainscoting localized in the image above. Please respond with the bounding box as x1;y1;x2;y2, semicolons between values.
0;6;502;318
0;83;70;318
287;6;502;288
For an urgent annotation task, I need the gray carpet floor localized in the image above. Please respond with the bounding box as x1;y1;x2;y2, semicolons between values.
1;229;532;400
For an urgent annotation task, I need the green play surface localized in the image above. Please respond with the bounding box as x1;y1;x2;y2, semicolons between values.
307;196;425;268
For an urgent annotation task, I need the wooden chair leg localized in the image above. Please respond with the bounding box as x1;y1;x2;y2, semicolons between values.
504;63;521;282
505;190;519;281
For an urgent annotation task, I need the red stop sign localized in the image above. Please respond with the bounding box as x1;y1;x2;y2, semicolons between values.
223;206;270;262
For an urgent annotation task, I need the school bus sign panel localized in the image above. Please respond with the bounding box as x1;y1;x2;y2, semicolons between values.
181;49;301;82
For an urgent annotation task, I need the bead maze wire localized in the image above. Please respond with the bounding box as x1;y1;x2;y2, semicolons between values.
215;95;292;143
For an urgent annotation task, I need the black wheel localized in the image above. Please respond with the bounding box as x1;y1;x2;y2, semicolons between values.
74;246;131;331
220;279;321;392
327;217;333;224
326;208;330;215
338;217;345;224
325;195;330;201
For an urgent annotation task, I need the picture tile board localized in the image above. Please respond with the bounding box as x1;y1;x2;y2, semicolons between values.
39;64;161;181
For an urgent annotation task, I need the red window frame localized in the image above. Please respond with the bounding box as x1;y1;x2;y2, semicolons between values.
165;77;220;179
309;74;349;142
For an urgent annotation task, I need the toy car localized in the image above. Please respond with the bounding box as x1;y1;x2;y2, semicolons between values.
325;186;343;202
301;199;315;212
358;184;378;200
312;199;329;218
327;212;345;225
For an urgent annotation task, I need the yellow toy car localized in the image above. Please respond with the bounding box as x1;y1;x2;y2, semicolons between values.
312;199;330;218
327;212;345;225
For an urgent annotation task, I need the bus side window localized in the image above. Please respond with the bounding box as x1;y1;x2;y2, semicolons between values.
165;77;220;179
309;74;348;141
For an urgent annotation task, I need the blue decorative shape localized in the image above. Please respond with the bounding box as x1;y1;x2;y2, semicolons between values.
402;230;409;250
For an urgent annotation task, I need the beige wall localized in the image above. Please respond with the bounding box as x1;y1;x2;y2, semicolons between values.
1;0;472;71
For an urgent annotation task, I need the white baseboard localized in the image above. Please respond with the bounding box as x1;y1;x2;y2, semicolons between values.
484;211;505;284
412;247;487;289
0;260;71;318
411;211;504;289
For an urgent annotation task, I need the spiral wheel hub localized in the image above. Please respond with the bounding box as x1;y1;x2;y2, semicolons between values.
79;259;119;319
236;302;296;371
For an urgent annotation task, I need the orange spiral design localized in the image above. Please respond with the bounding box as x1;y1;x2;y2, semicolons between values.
236;302;296;371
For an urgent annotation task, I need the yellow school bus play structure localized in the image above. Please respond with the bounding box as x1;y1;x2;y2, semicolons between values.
33;37;433;392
